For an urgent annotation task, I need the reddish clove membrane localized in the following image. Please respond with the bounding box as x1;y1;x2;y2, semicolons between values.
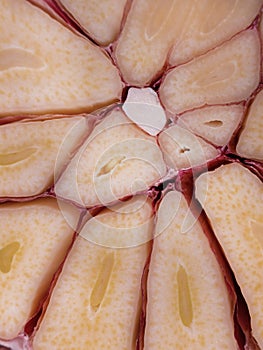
0;1;262;349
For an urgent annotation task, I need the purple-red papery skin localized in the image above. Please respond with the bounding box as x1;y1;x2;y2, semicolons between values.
0;1;262;349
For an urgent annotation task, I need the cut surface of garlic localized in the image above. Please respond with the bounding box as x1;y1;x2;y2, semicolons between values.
122;87;167;136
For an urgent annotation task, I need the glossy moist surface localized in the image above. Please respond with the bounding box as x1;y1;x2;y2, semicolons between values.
0;1;263;350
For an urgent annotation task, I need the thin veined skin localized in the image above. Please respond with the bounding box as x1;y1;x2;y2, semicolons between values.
0;0;262;349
